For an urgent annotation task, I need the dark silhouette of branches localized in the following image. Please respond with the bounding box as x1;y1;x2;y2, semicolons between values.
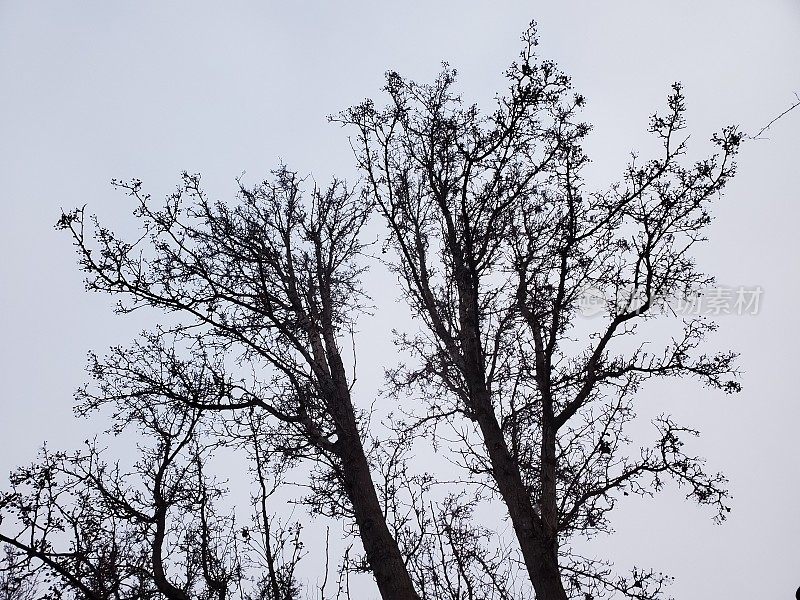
0;546;39;600
0;403;239;600
0;382;310;600
748;92;800;140
0;19;750;600
337;21;741;600
55;167;420;600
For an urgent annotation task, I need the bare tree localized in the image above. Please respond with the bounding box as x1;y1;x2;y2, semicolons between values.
0;405;237;600
0;546;38;600
0;20;750;600
0;372;312;600
338;23;740;600
237;410;305;600
55;167;420;600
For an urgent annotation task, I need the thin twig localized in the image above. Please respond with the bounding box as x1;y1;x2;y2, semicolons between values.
749;92;800;140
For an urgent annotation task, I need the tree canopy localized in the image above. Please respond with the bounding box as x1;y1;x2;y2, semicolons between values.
1;24;743;600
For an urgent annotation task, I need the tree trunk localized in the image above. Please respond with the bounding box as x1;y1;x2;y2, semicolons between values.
310;322;420;600
326;351;420;600
530;559;571;600
473;404;568;600
339;438;420;600
455;274;568;599
152;505;191;600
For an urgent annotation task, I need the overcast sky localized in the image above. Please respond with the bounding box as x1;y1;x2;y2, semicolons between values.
1;2;798;598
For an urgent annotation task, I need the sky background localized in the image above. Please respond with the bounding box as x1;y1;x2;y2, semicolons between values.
1;2;798;598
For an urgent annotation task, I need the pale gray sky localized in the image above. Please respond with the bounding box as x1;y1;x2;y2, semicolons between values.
1;2;798;598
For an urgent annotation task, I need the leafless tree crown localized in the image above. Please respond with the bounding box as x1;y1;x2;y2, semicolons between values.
1;23;743;600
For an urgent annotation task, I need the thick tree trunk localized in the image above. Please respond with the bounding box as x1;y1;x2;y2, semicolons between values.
530;560;571;600
339;437;420;600
152;505;191;600
474;403;568;600
453;271;567;598
326;350;420;600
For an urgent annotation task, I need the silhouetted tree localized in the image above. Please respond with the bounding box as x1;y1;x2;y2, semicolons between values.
338;23;740;600
0;381;304;600
0;546;38;600
53;167;420;600
0;21;747;600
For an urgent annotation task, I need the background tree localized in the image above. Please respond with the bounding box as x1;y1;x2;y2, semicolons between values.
339;23;740;600
0;368;307;600
0;409;229;599
0;546;39;600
